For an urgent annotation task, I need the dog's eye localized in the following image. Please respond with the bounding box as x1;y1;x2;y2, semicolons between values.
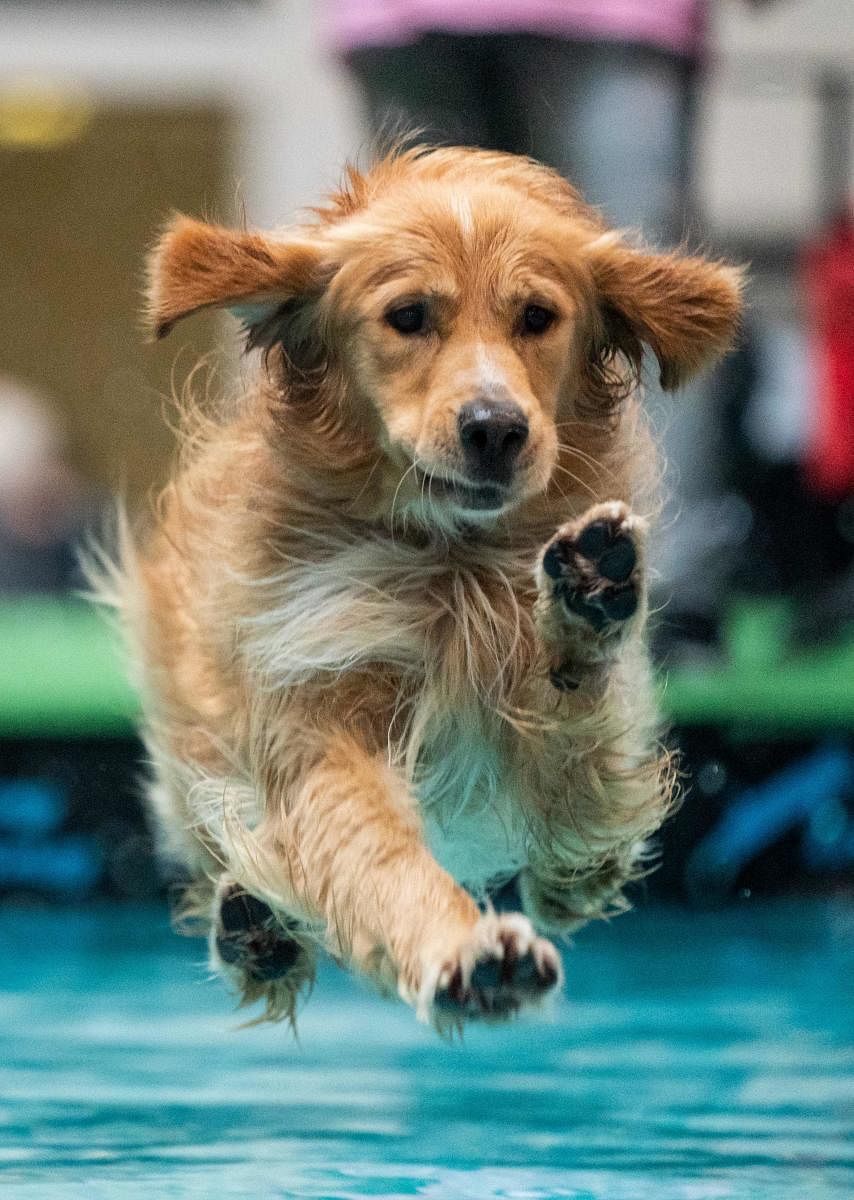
386;302;427;335
522;304;556;335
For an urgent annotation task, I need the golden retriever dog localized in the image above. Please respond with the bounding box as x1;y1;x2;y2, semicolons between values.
97;145;741;1029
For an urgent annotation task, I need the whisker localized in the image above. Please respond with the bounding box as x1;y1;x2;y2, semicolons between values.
425;466;435;522
555;440;609;484
549;471;570;505
554;419;605;430
344;454;384;511
551;461;598;501
389;461;417;541
556;440;605;472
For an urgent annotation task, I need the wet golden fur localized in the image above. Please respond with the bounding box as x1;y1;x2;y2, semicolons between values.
96;146;742;1027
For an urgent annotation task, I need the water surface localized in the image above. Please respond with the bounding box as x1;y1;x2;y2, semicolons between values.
1;901;852;1199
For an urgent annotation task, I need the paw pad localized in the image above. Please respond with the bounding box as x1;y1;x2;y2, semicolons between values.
543;512;640;633
576;520;636;581
215;886;303;982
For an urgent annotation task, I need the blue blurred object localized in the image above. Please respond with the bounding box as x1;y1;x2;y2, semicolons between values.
0;836;102;896
0;779;66;836
0;777;102;898
686;744;854;901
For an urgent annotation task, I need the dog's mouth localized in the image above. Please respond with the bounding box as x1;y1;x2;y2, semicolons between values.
413;468;508;513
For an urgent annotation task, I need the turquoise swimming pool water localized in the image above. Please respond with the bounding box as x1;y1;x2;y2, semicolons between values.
1;901;852;1199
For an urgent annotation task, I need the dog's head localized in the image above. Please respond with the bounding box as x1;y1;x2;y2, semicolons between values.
148;147;742;529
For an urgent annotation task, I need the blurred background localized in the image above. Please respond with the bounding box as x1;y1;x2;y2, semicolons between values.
0;0;852;910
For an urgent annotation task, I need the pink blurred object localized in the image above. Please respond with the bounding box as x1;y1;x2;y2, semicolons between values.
327;0;706;57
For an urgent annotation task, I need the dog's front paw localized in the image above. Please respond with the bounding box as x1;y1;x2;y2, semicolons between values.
411;912;562;1026
540;501;646;636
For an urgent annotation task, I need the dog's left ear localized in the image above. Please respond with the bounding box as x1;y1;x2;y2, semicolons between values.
587;239;744;390
146;215;329;342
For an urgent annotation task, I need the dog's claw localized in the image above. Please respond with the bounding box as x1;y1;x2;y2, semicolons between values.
430;915;561;1021
549;665;580;692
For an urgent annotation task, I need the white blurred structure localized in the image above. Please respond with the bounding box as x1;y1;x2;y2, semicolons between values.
0;0;851;235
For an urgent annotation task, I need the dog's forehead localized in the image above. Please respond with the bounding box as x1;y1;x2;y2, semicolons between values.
340;181;583;293
380;177;559;239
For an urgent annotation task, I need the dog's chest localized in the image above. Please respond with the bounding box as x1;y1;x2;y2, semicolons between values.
415;714;528;894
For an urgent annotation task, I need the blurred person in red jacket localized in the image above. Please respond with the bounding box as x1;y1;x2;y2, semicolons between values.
803;210;854;502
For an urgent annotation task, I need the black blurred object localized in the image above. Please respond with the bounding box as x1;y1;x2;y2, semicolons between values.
0;377;100;595
650;729;854;906
719;319;854;602
0;737;161;903
656;310;854;670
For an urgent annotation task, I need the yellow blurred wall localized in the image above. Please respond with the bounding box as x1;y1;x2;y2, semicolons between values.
1;102;231;499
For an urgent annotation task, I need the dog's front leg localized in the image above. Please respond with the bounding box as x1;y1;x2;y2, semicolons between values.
522;500;671;933
226;732;561;1026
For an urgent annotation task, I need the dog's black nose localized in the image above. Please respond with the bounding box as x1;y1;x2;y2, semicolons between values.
458;402;529;485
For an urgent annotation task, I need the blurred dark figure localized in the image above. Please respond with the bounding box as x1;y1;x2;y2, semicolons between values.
714;213;854;641
331;0;704;244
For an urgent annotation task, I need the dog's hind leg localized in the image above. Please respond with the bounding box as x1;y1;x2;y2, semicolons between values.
210;878;317;1023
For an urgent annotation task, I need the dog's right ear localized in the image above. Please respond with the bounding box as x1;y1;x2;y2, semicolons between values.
146;216;327;341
